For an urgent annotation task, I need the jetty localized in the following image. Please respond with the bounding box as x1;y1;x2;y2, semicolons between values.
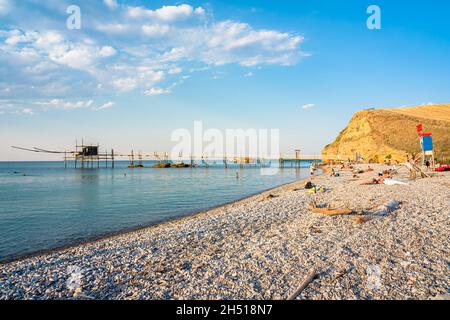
12;142;353;169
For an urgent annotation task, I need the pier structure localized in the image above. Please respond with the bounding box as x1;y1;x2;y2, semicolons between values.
69;141;115;169
12;143;353;170
279;149;303;168
11;141;115;169
127;150;145;168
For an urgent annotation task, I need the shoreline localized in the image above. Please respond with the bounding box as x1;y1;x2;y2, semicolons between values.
0;174;313;265
1;164;448;300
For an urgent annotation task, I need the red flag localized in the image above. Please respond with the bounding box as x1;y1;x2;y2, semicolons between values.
416;123;423;132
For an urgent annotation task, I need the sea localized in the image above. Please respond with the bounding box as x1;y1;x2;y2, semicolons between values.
0;160;315;262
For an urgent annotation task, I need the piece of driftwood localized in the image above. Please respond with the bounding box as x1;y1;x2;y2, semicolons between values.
372;200;401;217
309;203;353;215
287;268;317;300
404;162;430;179
260;194;280;202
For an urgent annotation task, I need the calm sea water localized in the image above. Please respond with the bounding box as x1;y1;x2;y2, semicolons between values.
0;161;314;262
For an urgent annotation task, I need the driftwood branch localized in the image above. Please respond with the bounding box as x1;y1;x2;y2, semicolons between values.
404;162;430;178
287;268;317;300
309;203;353;215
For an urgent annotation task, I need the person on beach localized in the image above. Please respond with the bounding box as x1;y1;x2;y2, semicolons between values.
310;164;315;175
363;177;385;185
330;168;340;177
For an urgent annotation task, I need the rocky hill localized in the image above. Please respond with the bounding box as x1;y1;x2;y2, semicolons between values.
322;104;450;163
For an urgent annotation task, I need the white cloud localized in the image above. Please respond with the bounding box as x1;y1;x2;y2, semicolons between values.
103;0;118;10
154;4;197;21
110;68;164;92
0;98;112;115
161;47;188;62
99;46;117;57
34;99;95;110
0;2;306;103
127;4;203;21
34;31;64;47
22;108;34;115
142;24;170;37
0;99;117;114
194;7;205;15
301;103;315;110
3;30;98;70
112;77;138;92
244;72;254;77
0;0;11;16
52;47;95;70
168;66;182;75
5;29;34;46
64;100;93;110
96;23;130;34
144;87;171;96
98;101;114;110
200;21;304;66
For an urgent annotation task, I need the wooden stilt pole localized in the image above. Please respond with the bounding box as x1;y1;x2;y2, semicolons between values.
112;149;115;169
98;144;100;168
74;140;77;169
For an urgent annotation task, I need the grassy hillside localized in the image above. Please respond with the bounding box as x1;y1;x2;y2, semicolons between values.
388;104;450;122
322;104;450;163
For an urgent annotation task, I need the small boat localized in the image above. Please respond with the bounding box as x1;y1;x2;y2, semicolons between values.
435;164;450;172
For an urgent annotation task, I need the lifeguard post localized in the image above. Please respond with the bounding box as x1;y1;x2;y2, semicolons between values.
417;123;435;170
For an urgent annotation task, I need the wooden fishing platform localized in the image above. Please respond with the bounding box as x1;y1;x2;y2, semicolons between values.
12;143;352;169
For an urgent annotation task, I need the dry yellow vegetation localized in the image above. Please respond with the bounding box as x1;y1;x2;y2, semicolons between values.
322;104;450;163
387;104;450;122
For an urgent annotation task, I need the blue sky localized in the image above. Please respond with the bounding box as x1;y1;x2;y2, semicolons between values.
0;0;449;160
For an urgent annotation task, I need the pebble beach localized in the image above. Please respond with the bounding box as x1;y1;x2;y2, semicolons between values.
1;164;449;300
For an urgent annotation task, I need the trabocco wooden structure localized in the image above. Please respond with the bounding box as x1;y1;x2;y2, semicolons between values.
12;142;352;169
12;140;115;169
